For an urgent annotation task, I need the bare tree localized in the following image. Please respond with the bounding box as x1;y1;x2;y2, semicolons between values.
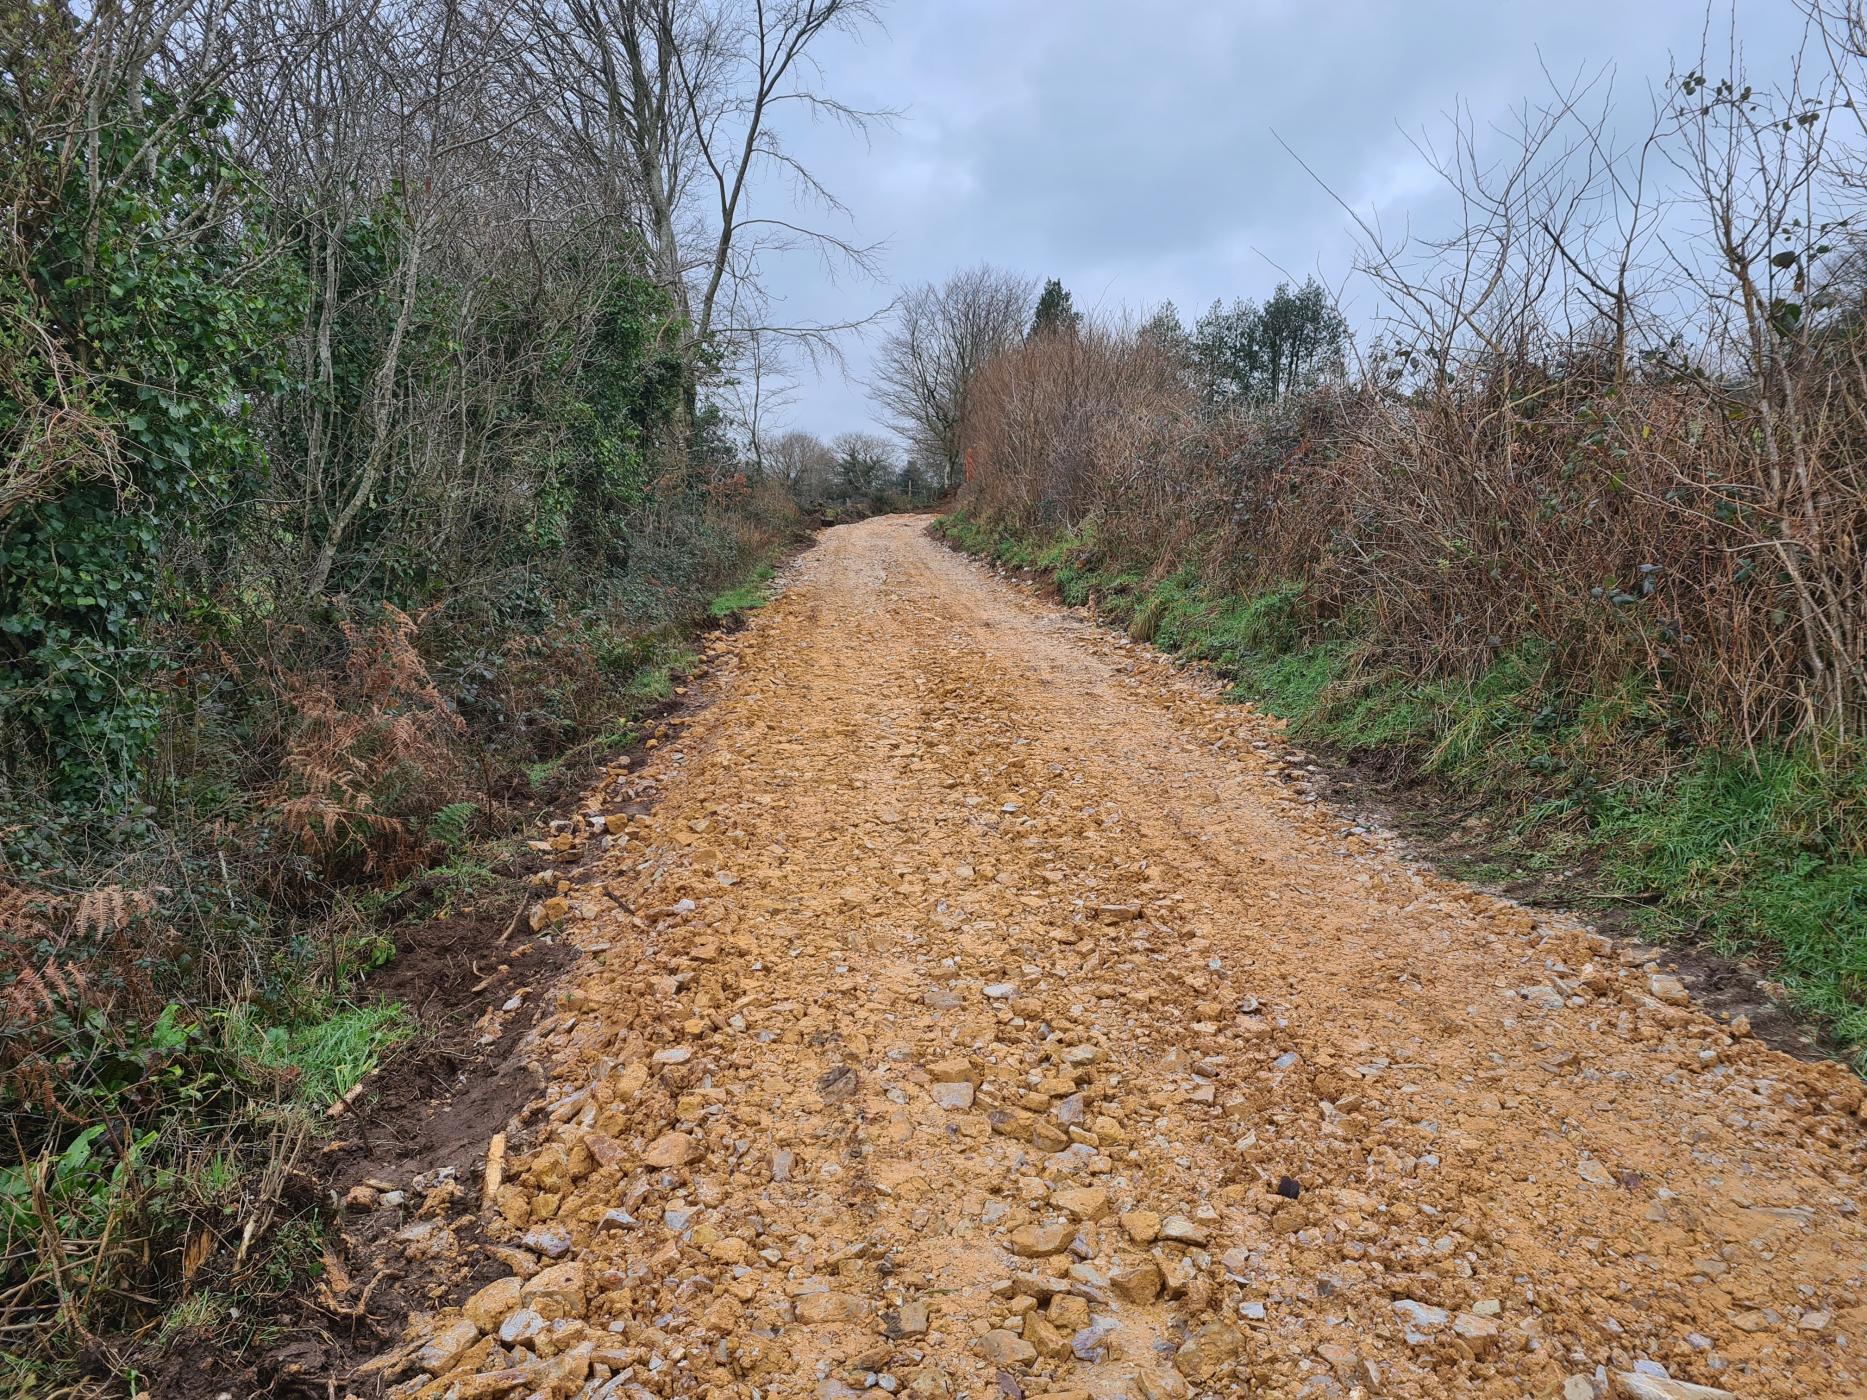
1655;25;1865;728
765;427;836;500
871;263;1035;490
1279;7;1867;736
528;0;888;395
725;329;796;475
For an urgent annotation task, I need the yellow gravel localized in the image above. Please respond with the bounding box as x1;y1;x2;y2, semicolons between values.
361;515;1867;1400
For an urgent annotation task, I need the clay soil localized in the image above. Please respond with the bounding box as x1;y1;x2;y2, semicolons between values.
327;515;1866;1400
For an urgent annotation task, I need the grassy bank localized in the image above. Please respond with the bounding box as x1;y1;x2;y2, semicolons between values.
939;511;1867;1062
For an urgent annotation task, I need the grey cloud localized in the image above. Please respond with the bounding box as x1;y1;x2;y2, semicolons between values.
747;0;1810;439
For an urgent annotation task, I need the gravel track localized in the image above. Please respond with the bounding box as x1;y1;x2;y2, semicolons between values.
363;515;1867;1400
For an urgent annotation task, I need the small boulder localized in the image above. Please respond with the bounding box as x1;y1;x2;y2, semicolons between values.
1051;1186;1110;1221
415;1317;481;1375
642;1131;699;1168
1614;1376;1735;1400
1120;1210;1162;1243
794;1292;871;1325
498;1307;546;1345
462;1276;522;1332
1158;1214;1207;1246
1174;1322;1244;1381
1452;1311;1500;1354
1009;1220;1075;1257
928;1056;979;1085
1111;1260;1163;1304
886;1299;930;1339
520;1226;571;1259
521;1260;586;1312
1024;1312;1072;1358
975;1329;1037;1366
1649;974;1690;1006
930;1081;975;1110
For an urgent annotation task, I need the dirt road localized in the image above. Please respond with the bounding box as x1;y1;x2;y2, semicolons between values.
368;516;1867;1400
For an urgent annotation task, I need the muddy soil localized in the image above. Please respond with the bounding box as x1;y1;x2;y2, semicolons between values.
319;515;1864;1400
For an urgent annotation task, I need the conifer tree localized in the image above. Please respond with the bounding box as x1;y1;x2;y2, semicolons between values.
1030;278;1082;337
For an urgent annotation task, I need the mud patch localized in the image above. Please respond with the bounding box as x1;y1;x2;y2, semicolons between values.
139;884;582;1399
320;915;577;1186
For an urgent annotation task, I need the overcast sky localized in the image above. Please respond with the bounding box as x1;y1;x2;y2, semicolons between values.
748;0;1813;443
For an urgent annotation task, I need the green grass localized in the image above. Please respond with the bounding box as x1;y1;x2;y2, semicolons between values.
594;717;640;754
155;1291;234;1349
220;1001;411;1107
708;561;775;618
936;510;1867;1064
0;992;409;1392
625;646;693;702
937;509;1043;567
1593;748;1867;1043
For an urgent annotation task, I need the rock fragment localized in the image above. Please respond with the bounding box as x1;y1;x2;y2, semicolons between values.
414;1317;480;1375
886;1299;930;1339
1050;1186;1109;1220
1120;1210;1162;1244
521;1260;585;1312
1111;1260;1163;1303
1614;1375;1736;1400
1009;1220;1074;1257
1174;1322;1244;1380
1158;1214;1207;1245
462;1276;522;1331
975;1329;1037;1366
643;1131;699;1168
931;1081;976;1110
795;1291;871;1324
1649;975;1690;1006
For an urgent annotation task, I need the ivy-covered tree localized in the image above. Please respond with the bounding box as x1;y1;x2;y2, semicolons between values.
1;79;296;815
539;268;688;576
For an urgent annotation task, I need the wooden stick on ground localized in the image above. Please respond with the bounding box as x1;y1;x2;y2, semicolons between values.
481;1132;506;1211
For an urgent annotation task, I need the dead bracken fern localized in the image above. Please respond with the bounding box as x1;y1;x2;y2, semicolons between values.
267;602;467;881
1;882;162;1117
